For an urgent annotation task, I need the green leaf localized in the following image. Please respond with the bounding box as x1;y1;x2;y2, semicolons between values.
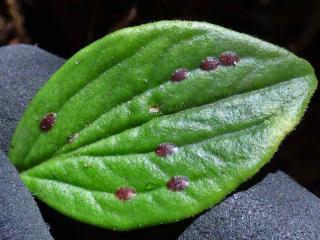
9;21;317;230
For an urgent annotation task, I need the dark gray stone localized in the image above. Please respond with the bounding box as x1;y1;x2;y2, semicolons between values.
179;171;320;240
0;44;63;240
0;44;64;153
0;150;53;240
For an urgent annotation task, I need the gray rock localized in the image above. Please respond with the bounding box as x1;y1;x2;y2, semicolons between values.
0;44;64;154
179;171;320;240
0;150;53;240
0;44;64;240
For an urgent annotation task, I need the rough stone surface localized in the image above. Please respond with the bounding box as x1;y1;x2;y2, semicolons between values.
0;44;64;153
0;150;53;240
179;171;320;240
0;44;63;240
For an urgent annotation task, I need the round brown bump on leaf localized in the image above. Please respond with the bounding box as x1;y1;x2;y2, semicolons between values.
115;187;136;201
219;51;240;66
40;112;57;131
167;176;189;191
200;57;220;71
171;68;189;82
155;143;178;157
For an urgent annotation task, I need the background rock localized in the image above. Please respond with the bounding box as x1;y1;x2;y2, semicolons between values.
0;150;53;240
179;171;320;240
0;44;63;240
0;44;64;154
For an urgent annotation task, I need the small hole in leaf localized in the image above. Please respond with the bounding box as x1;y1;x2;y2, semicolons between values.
115;187;136;201
171;68;189;82
167;176;189;191
155;143;178;157
200;57;220;71
219;51;240;66
40;112;57;131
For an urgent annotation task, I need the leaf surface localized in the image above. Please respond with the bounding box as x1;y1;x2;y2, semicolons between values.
10;21;317;230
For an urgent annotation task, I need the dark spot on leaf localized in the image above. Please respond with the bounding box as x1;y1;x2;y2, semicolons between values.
171;68;189;82
40;112;57;131
115;187;136;201
167;176;189;191
219;51;240;66
200;57;220;71
155;143;178;157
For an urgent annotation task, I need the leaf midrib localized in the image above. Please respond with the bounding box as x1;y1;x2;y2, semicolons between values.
58;72;310;158
22;115;275;190
49;55;284;157
22;69;311;173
